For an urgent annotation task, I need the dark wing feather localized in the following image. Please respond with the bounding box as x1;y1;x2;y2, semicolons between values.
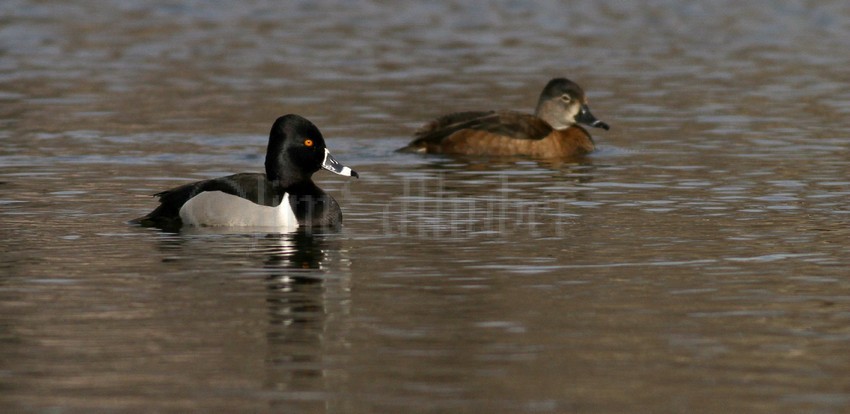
402;111;554;152
413;111;497;137
133;173;278;228
465;111;554;140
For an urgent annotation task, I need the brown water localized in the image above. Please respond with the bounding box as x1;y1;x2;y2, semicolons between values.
2;1;850;413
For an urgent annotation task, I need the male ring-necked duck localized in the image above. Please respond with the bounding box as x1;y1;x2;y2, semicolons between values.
133;114;358;230
399;78;609;158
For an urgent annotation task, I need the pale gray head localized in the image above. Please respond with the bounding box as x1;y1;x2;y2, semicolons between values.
534;78;610;131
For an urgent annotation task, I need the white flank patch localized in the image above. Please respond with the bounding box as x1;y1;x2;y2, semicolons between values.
179;191;298;228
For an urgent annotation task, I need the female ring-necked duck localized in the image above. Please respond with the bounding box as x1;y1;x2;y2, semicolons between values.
399;78;609;158
133;114;358;230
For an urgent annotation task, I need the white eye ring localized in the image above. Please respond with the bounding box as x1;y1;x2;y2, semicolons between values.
560;94;571;103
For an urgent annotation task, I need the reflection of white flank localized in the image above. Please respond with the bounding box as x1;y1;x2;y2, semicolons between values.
179;191;298;228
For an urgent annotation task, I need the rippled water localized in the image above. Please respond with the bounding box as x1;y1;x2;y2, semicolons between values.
2;1;850;413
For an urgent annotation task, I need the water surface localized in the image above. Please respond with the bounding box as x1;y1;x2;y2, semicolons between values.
2;1;850;413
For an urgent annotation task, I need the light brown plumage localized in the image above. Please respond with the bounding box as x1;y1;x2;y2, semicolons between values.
400;78;609;158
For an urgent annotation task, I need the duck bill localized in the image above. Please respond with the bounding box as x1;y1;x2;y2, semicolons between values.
576;104;610;130
321;149;359;178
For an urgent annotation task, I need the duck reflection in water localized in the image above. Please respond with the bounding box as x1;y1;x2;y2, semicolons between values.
261;230;351;412
150;228;349;412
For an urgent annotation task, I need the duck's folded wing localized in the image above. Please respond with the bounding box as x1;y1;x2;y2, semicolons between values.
405;110;553;149
463;111;554;141
134;173;276;227
412;111;496;137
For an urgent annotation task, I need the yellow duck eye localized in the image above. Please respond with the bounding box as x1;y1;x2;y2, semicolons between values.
304;139;314;147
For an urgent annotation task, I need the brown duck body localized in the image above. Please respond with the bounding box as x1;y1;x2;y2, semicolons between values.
404;110;594;158
400;78;609;159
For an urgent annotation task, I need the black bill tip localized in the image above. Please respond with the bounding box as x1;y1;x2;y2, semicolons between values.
576;104;610;131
